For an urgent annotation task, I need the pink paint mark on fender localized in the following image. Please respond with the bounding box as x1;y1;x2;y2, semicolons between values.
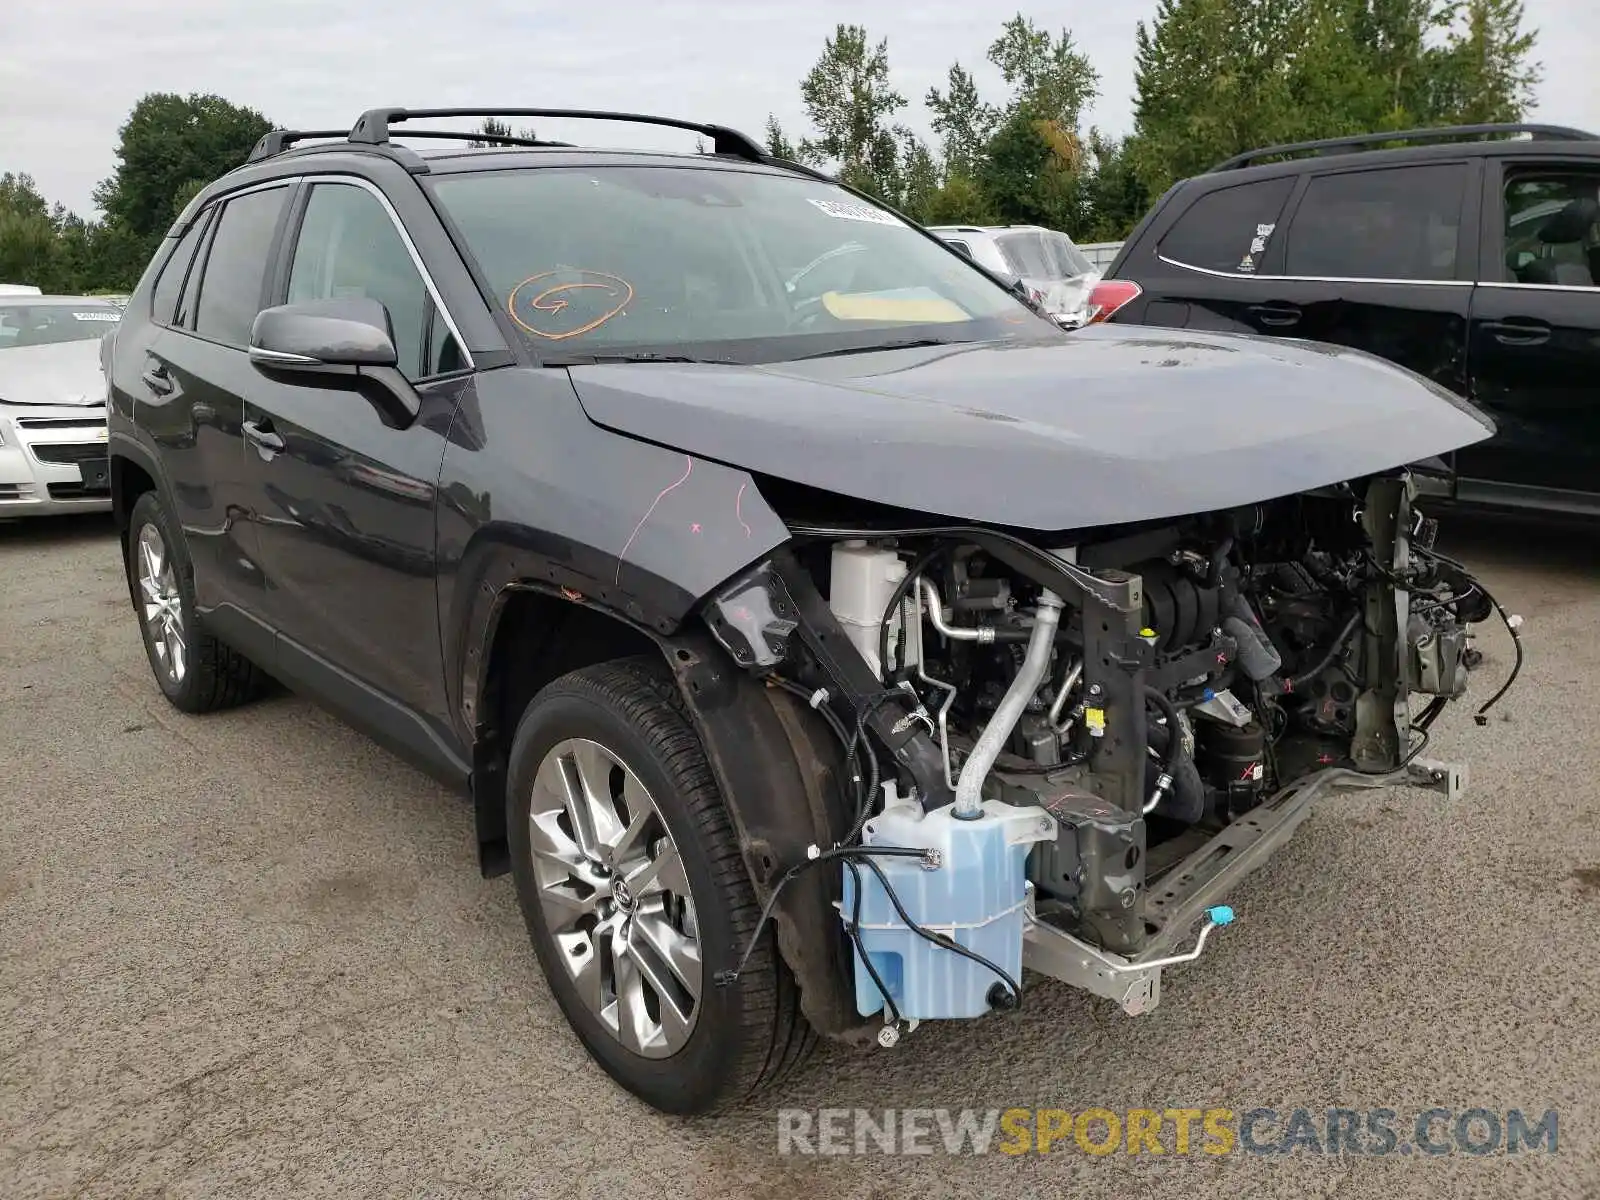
735;482;753;539
690;523;702;534
616;455;694;584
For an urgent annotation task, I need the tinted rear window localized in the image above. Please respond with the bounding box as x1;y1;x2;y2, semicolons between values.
151;216;208;327
1283;164;1467;281
1158;177;1295;274
194;187;289;347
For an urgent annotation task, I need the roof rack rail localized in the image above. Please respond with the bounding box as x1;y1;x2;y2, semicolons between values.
247;129;354;163
348;107;767;162
375;129;575;150
1211;122;1600;172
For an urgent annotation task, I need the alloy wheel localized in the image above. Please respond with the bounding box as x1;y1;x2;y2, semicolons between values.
527;738;702;1058
136;522;186;685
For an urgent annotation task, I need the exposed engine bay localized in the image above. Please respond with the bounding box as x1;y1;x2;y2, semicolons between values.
704;472;1518;1038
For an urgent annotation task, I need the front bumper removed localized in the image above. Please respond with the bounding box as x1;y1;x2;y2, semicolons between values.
1021;758;1468;1014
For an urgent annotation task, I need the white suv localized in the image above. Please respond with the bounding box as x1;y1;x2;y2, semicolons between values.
928;224;1101;327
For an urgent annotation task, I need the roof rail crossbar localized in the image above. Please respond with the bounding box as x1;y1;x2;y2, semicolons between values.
1211;122;1600;172
378;129;575;150
247;129;354;163
348;107;766;162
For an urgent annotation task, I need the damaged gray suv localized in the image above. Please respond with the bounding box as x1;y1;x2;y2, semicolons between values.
103;107;1514;1114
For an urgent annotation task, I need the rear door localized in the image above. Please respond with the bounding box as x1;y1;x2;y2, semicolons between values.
238;176;471;731
1111;173;1299;331
1256;160;1478;397
136;182;295;619
1462;162;1600;510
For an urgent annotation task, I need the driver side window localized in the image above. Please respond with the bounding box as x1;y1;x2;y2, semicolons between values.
287;183;461;379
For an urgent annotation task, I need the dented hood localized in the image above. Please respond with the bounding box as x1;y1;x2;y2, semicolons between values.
568;325;1494;531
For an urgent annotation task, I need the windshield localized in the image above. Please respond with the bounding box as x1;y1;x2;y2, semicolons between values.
0;303;120;350
429;166;1058;362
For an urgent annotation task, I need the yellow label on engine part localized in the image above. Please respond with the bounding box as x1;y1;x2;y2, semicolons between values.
1084;707;1106;733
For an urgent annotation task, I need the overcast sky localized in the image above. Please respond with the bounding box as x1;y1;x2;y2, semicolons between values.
3;0;1595;217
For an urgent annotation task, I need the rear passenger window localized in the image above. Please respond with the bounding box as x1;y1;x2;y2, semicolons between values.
1159;177;1294;274
150;214;208;326
1284;164;1466;282
194;187;289;347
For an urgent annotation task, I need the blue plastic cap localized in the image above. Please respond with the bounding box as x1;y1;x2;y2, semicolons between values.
1207;905;1235;926
1203;689;1216;701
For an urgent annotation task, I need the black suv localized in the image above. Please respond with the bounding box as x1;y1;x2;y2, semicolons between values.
104;107;1503;1115
1103;123;1600;518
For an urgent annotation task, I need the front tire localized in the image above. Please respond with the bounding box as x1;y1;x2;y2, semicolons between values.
506;657;814;1114
126;491;265;713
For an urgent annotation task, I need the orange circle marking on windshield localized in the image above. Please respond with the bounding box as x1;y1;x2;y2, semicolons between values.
507;271;634;340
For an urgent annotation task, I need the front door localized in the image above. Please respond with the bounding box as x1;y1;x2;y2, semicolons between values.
1462;163;1600;511
239;178;469;733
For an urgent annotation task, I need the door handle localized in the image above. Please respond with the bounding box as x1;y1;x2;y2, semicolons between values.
140;363;175;395
1248;301;1302;328
243;419;285;454
1482;319;1550;347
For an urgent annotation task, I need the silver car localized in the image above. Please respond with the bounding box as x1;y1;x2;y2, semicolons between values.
928;224;1102;327
0;295;120;516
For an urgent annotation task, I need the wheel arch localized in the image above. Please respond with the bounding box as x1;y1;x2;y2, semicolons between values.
109;436;184;603
471;582;869;1041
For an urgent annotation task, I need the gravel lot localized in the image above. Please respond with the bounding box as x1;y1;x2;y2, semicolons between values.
3;510;1598;1199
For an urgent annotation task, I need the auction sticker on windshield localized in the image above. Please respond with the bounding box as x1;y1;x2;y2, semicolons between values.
72;312;120;322
807;198;902;226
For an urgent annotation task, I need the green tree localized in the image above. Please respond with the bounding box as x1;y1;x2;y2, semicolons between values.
797;24;907;197
1428;0;1541;122
764;116;799;161
467;116;537;146
893;132;943;221
94;93;273;263
988;14;1100;129
926;65;998;178
1129;0;1542;197
961;15;1099;232
1079;132;1151;241
0;209;56;288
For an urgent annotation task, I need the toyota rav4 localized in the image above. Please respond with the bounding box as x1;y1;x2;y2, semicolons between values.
103;107;1515;1115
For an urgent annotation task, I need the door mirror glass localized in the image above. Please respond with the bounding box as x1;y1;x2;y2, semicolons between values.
249;297;399;372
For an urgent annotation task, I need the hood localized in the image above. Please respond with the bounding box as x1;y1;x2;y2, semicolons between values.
568;325;1495;531
0;340;107;407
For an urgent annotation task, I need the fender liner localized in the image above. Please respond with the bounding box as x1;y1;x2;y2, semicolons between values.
665;631;872;1043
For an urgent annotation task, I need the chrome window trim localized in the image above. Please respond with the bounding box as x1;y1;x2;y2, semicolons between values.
1156;253;1474;287
212;176;304;202
1477;280;1600;293
290;174;476;371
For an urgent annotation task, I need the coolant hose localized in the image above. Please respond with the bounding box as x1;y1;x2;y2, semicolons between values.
953;589;1063;819
1143;686;1184;815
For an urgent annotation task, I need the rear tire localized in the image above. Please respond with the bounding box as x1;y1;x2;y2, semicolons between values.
506;656;814;1114
126;491;265;713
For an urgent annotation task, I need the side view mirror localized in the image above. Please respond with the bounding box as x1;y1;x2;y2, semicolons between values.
249;297;418;422
249;297;398;372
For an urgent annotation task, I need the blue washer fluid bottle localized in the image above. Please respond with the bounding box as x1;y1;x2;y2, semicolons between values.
841;788;1057;1020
